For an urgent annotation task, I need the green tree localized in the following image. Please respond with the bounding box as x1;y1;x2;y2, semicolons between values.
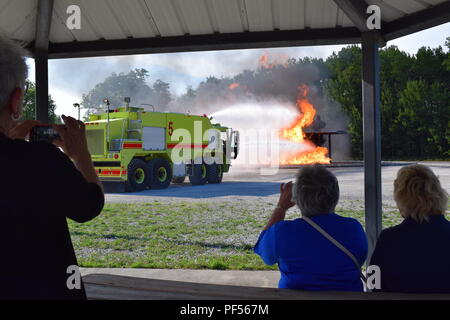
151;79;171;109
445;37;450;71
81;68;172;115
175;85;196;107
325;46;363;158
379;46;414;158
325;44;449;160
22;80;61;124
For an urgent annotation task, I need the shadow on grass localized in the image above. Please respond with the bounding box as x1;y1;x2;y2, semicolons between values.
70;231;143;241
165;239;254;251
70;231;255;251
106;181;281;198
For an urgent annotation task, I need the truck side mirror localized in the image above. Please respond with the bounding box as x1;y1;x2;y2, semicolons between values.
233;131;239;159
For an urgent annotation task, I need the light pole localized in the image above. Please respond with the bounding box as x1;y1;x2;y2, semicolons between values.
104;98;110;151
73;103;80;120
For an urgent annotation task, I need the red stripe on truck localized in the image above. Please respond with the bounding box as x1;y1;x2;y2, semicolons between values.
167;144;208;149
123;143;142;149
101;170;121;175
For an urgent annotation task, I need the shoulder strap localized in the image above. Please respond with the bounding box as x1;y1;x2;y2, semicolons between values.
302;215;367;282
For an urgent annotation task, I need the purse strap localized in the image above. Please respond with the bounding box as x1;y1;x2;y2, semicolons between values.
302;215;367;283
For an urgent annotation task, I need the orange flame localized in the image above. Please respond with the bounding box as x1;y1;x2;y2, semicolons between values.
259;53;289;69
279;84;331;165
229;82;240;90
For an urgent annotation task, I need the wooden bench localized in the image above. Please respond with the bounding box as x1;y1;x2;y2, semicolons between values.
83;273;450;300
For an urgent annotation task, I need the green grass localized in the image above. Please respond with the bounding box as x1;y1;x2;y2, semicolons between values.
67;200;435;270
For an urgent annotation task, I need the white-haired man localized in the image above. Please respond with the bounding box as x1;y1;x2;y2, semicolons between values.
0;34;104;299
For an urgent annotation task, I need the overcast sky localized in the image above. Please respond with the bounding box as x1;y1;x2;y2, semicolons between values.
27;22;450;119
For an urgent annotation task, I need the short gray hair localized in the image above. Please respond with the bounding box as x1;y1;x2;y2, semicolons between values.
293;164;340;217
0;33;28;112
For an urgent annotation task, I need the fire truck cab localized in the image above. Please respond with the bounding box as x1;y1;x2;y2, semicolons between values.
85;99;239;192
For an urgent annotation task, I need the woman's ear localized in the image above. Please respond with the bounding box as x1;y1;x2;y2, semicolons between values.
8;87;23;117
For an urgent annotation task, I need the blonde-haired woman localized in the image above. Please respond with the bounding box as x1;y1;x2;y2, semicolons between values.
370;164;449;293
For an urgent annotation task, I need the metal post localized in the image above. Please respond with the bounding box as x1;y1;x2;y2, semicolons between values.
34;0;54;123
104;99;110;151
362;31;382;262
328;133;332;159
73;103;81;120
35;50;49;123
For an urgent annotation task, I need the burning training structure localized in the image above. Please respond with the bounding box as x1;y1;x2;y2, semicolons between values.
278;84;347;165
279;84;331;165
256;54;346;166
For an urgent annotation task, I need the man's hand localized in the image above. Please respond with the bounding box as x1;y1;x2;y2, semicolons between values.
8;120;41;140
52;115;90;163
277;181;296;211
52;115;103;191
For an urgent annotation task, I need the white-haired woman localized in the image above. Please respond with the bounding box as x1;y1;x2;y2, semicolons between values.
254;164;368;291
0;34;104;299
370;164;450;293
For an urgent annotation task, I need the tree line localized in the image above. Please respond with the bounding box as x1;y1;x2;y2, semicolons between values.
326;40;450;160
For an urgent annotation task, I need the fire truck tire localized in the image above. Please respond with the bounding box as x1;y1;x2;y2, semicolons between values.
147;158;173;189
206;163;223;184
125;159;151;192
189;163;208;185
172;176;186;184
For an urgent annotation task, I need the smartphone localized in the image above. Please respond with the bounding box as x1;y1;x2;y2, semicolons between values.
29;125;60;143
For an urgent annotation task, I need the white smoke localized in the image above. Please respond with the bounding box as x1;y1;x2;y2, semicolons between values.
211;101;314;168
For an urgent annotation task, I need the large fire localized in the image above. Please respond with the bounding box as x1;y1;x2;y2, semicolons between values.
224;54;331;166
279;84;331;165
228;82;240;90
256;54;330;165
258;53;289;69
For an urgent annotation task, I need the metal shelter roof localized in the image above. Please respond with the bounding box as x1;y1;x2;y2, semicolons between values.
0;0;449;58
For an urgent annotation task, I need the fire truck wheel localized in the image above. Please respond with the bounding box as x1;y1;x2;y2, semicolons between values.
189;163;208;185
172;176;186;184
206;164;223;184
125;159;151;192
148;158;173;189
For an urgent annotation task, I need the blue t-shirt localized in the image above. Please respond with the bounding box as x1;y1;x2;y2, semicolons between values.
254;213;368;291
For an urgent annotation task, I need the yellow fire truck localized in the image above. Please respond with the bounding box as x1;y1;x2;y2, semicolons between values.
85;99;239;192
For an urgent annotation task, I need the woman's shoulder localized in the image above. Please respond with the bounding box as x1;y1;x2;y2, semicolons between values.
330;213;364;229
374;223;407;243
272;219;304;232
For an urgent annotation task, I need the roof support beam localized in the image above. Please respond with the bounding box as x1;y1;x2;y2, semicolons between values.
382;1;450;41
44;27;361;59
333;0;370;32
34;0;54;51
34;0;54;123
35;51;49;123
361;31;382;261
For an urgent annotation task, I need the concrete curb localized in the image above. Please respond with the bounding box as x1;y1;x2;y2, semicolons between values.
81;268;279;288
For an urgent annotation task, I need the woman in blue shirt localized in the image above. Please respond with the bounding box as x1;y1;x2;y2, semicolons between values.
254;164;368;291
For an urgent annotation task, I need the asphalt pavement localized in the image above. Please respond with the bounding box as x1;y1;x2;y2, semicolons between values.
104;161;450;203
